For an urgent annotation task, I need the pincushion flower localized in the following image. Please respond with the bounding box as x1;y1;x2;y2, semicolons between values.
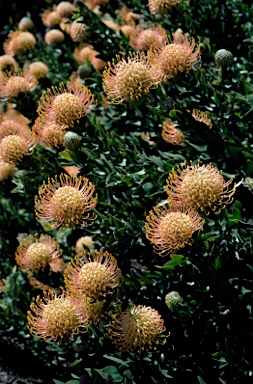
0;160;17;181
161;119;186;145
191;109;212;128
4;31;36;57
0;55;19;71
0;70;38;99
145;204;204;256
28;62;49;79
64;250;121;299
18;17;34;31
129;25;167;51
103;52;160;104
27;291;89;342
15;234;63;272
109;305;167;353
32;116;67;148
37;82;94;127
34;173;98;228
56;2;75;18
44;29;65;45
148;0;182;14
165;162;236;213
42;10;62;27
148;34;201;83
70;19;89;42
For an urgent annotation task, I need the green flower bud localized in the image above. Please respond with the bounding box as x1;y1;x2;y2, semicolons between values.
63;132;81;151
165;291;183;311
78;64;92;79
215;49;233;68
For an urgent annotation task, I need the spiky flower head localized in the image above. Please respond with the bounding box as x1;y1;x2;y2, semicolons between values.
4;31;36;56
37;82;94;127
165;291;183;311
42;10;62;27
148;34;201;83
0;55;19;71
130;25;167;51
109;305;167;353
0;160;17;181
0;70;38;99
70;19;89;42
28;62;49;79
145;204;204;256
18;17;34;31
215;49;233;68
103;52;160;104
64;250;121;299
165;162;236;213
191;109;212;128
15;233;63;272
148;0;182;14
161;119;186;145
27;291;89;342
56;2;75;18
32;116;67;148
34;173;98;228
44;29;65;45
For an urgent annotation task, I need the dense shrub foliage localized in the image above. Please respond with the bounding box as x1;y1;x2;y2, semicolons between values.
1;1;253;383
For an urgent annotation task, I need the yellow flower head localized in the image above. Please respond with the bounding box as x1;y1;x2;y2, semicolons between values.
4;31;36;56
32;115;67;148
0;70;38;99
130;25;167;51
148;0;182;14
34;173;98;228
109;305;167;353
28;61;49;80
145;204;204;256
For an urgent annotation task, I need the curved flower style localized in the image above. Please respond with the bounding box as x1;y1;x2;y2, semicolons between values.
0;70;38;99
34;173;98;228
37;82;94;127
191;109;212;128
145;204;204;256
15;233;63;272
102;52;160;104
27;291;89;342
109;305;167;353
129;25;167;51
148;0;182;14
4;31;36;57
32;115;67;148
165;162;236;212
161;119;186;145
148;34;201;83
64;250;121;299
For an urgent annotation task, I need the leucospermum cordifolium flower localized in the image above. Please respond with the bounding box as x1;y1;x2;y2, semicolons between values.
44;29;65;45
64;249;121;299
3;31;36;56
37;81;95;127
34;173;98;228
102;51;160;103
165;162;236;213
129;25;167;51
148;0;182;14
27;291;90;342
32;116;67;148
191;109;213;128
145;204;204;256
15;234;63;272
109;305;167;353
0;70;38;99
161;119;186;145
27;61;49;80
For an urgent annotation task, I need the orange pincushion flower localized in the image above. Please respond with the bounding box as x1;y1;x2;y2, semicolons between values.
161;119;186;145
27;291;89;342
0;70;38;99
28;62;49;79
192;109;212;128
44;29;65;45
130;25;167;51
145;204;204;256
165;162;236;213
42;10;62;27
148;34;201;83
32;116;67;148
18;17;34;31
109;305;167;353
34;173;98;228
56;2;75;18
37;82;94;127
103;52;160;104
0;160;17;181
148;0;182;14
0;55;19;71
64;250;121;299
15;234;63;272
70;19;89;42
4;31;36;57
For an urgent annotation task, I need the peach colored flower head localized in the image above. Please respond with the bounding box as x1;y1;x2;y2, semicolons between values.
148;34;201;83
145;204;204;256
64;250;121;299
148;0;182;14
0;70;38;99
28;62;49;79
70;19;89;42
109;305;167;353
120;25;135;38
15;233;63;272
161;119;186;145
4;31;36;56
34;173;98;228
191;109;212;128
37;82;94;127
0;160;17;181
0;55;19;71
27;291;89;342
103;52;160;104
44;29;65;45
42;10;62;27
117;4;141;26
130;25;167;51
56;2;75;18
165;162;236;213
18;17;34;31
32;116;67;148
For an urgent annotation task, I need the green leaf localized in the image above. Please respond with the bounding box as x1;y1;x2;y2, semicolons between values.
197;376;207;384
156;254;187;270
58;151;72;161
69;358;82;367
103;355;130;367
